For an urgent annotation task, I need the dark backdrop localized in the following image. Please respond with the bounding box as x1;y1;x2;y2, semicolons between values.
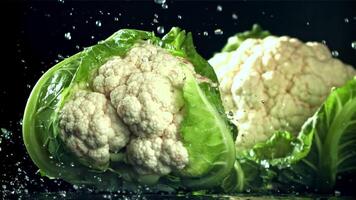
1;0;355;197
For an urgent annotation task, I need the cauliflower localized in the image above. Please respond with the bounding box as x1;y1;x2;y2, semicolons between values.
59;42;190;175
59;91;130;167
209;36;356;149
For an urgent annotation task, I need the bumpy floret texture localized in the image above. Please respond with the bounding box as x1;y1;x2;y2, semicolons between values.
209;36;356;149
59;91;130;167
60;42;190;175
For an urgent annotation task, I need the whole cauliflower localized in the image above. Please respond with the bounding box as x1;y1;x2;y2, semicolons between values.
209;36;356;149
59;42;191;175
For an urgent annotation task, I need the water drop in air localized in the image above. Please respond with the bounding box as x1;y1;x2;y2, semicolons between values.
154;0;166;4
95;20;102;27
64;32;71;40
214;29;223;35
306;21;310;26
157;26;165;34
177;15;182;20
216;5;223;12
331;50;339;57
351;41;356;49
232;13;238;20
114;17;119;21
58;0;64;3
203;31;208;36
162;3;168;9
344;18;349;23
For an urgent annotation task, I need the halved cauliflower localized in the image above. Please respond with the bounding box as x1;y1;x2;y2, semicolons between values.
209;36;356;149
59;42;191;175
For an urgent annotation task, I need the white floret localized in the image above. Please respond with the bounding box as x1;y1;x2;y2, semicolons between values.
59;91;130;167
127;135;188;175
209;36;356;149
91;42;191;174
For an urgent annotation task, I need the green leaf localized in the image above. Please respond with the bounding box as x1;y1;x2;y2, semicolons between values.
178;69;235;189
221;24;270;52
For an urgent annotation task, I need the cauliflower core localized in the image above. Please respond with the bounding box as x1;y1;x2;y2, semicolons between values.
60;42;190;175
209;36;356;149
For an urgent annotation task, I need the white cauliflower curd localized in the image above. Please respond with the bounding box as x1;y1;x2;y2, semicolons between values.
209;36;356;149
59;42;191;175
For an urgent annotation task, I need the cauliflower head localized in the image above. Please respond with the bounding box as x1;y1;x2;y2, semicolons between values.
209;36;356;149
59;42;190;175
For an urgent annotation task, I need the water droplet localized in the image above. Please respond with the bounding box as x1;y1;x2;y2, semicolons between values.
64;32;71;40
203;31;208;36
232;13;238;20
321;40;327;45
91;35;95;39
177;15;182;20
334;190;341;196
95;20;102;27
156;26;165;34
216;5;223;12
214;29;223;35
331;50;339;57
153;18;159;24
161;3;168;9
58;0;64;3
26;84;31;89
344;18;349;23
114;17;119;21
351;41;356;49
306;21;310;26
154;0;166;4
1;128;12;140
261;100;265;104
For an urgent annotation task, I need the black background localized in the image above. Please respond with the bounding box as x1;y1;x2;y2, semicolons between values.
0;0;356;197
